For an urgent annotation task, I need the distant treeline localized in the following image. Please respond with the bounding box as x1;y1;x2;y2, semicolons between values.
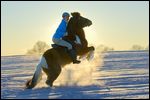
130;44;149;51
26;41;149;55
96;44;149;53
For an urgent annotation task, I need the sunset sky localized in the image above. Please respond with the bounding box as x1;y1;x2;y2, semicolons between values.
1;1;149;56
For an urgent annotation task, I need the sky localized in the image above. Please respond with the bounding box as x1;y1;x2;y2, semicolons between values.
1;1;149;56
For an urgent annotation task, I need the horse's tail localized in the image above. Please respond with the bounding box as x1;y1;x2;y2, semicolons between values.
25;56;47;89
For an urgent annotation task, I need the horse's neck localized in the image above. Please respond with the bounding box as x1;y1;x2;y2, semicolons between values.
76;29;85;39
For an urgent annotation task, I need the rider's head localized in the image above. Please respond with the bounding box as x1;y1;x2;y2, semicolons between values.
62;12;70;22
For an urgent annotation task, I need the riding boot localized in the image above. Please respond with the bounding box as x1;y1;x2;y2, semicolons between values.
68;49;81;64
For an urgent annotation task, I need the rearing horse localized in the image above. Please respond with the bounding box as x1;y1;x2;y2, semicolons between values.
25;12;95;89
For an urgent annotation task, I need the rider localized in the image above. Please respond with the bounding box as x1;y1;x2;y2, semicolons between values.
52;12;81;64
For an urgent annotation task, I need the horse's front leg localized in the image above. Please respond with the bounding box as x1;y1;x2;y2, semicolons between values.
80;39;88;48
86;46;95;61
88;46;95;51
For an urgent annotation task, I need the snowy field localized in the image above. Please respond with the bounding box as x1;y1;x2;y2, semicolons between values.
1;50;149;99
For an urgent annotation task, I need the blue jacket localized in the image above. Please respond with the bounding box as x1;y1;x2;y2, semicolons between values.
53;19;67;39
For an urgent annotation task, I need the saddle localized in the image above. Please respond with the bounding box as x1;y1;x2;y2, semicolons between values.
51;44;62;48
51;44;67;49
51;43;78;54
51;44;68;53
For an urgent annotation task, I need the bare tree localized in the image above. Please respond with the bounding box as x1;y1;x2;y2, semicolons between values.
26;41;50;55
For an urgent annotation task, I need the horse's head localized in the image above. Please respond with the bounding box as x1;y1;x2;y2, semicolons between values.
70;12;92;28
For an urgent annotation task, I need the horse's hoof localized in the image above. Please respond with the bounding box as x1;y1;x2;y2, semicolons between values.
46;80;53;87
25;79;33;89
25;86;32;89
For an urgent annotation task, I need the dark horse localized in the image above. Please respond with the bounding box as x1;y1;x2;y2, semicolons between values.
25;12;95;89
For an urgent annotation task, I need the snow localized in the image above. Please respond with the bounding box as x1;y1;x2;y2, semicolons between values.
1;50;149;99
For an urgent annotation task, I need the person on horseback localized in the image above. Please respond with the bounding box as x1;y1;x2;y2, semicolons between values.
52;12;81;64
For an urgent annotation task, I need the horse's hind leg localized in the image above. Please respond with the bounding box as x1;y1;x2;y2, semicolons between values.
43;64;61;87
25;57;44;89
